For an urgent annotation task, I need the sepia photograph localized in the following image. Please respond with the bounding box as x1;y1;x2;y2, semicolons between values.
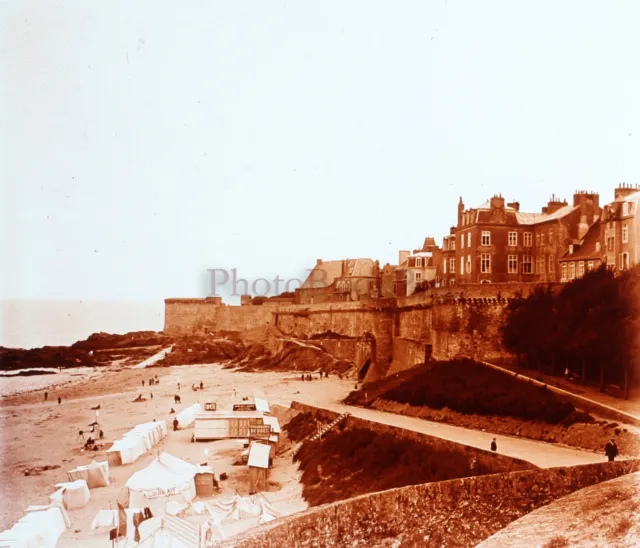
1;1;639;546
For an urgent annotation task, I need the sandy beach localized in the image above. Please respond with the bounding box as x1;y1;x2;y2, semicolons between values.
0;361;354;546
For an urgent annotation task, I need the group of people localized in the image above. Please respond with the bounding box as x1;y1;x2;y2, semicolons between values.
300;372;328;381
191;381;204;391
142;375;160;387
43;391;62;405
489;436;620;463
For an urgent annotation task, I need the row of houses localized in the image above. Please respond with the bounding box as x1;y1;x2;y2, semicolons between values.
292;183;640;300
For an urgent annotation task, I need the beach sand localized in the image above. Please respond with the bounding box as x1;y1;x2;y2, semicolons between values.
0;362;353;546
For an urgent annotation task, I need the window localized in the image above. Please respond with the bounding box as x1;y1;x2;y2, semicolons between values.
524;232;532;247
607;237;615;251
508;232;517;246
481;231;491;246
569;245;574;255
623;225;629;243
587;261;594;272
541;233;545;246
596;241;601;253
535;233;540;247
461;235;465;249
508;255;518;274
480;254;491;273
522;255;533;274
415;257;423;267
449;279;455;286
548;255;553;274
415;272;422;282
620;253;629;270
569;262;575;280
443;259;447;274
578;262;585;278
449;258;455;273
467;233;471;247
536;258;543;274
460;257;464;275
561;263;568;281
549;229;554;243
451;238;456;250
466;256;472;274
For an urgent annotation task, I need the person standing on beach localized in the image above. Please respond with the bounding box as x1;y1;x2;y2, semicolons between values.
44;391;48;402
490;438;497;452
150;392;153;400
58;397;62;405
605;439;619;462
142;380;145;387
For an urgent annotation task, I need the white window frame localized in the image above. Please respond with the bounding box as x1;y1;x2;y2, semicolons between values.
507;255;518;274
415;257;423;267
466;255;471;274
561;263;568;281
569;262;576;280
522;255;533;274
460;256;464;275
548;255;553;274
578;261;585;277
449;257;455;273
541;233;545;246
587;261;594;272
524;232;532;247
508;232;517;247
548;229;554;243
623;225;629;243
480;253;491;273
415;272;422;282
467;232;471;247
443;259;447;274
481;231;491;246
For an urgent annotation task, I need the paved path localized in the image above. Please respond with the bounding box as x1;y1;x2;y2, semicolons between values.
297;400;608;469
132;346;173;369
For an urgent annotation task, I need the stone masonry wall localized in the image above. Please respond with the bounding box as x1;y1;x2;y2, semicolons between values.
224;459;640;548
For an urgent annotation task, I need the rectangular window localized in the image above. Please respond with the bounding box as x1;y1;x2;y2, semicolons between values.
481;231;491;246
449;279;455;286
466;256;472;274
535;258;542;274
415;257;423;267
467;233;471;247
535;233;540;247
569;262;576;280
415;272;422;282
548;255;553;274
587;261;594;272
443;259;447;274
460;256;464;275
480;254;491;273
522;255;533;274
461;234;465;249
549;229;554;243
524;232;532;247
561;263;568;281
451;238;456;250
508;255;518;274
607;237;614;251
508;232;517;246
449;258;455;273
578;262;585;277
623;225;629;243
541;233;545;246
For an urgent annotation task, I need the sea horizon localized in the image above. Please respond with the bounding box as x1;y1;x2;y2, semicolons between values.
0;299;165;350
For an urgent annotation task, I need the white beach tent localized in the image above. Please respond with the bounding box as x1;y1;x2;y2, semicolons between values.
126;453;197;511
254;398;270;414
261;416;281;434
0;506;66;548
50;479;91;510
108;421;167;465
67;460;110;488
176;404;202;429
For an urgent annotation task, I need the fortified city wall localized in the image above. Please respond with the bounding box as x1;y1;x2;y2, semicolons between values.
164;283;558;379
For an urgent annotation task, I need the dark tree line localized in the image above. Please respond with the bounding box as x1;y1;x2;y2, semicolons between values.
502;265;640;399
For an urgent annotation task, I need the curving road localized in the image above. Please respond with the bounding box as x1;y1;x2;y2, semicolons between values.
295;399;609;469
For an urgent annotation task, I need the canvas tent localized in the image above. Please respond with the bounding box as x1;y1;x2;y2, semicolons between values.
108;421;167;465
176;404;202;429
0;506;66;548
126;452;197;511
50;479;91;510
261;416;281;434
67;460;110;488
254;398;270;414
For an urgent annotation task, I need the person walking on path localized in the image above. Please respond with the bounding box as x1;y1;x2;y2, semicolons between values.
605;439;619;462
490;438;497;452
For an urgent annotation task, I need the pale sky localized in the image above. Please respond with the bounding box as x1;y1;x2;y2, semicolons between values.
2;1;640;303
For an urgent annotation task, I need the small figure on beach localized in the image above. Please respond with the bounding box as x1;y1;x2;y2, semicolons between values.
169;408;175;414
77;430;85;442
44;391;48;401
155;375;159;384
301;374;305;381
142;380;145;387
174;394;181;404
150;392;153;400
490;438;497;452
177;380;181;391
99;429;104;439
90;404;101;410
199;381;203;390
58;397;62;405
173;418;179;431
605;439;619;462
133;394;144;402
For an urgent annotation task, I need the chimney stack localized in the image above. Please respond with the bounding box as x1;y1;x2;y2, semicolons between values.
507;200;520;211
614;182;640;200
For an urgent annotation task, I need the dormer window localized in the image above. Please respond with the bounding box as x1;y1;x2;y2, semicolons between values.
415;257;423;267
569;245;574;255
596;241;601;253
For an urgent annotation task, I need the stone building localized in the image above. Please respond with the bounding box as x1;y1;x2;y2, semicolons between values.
599;183;640;272
295;258;381;304
558;220;602;281
395;237;443;296
441;192;601;285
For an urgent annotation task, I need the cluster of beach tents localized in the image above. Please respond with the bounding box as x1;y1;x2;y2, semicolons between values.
107;420;168;465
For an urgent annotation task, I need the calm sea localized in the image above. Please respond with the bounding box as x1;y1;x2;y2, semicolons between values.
0;299;165;349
